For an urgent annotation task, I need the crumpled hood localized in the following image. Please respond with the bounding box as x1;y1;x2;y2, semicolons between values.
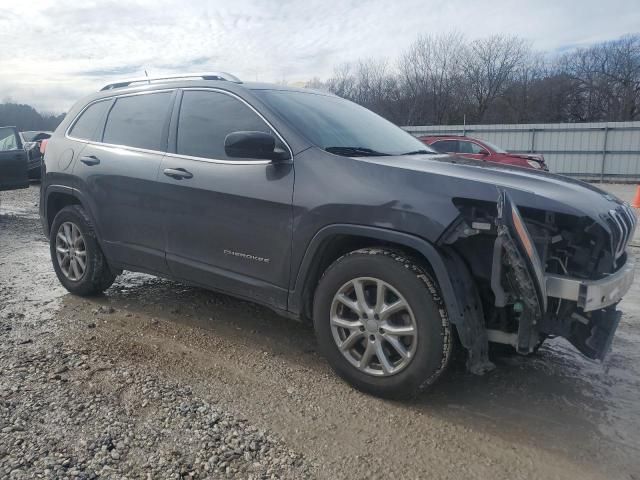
368;153;625;225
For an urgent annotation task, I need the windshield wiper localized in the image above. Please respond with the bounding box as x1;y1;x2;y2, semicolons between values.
325;146;390;157
401;149;436;155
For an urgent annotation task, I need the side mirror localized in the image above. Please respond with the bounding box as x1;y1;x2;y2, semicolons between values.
478;149;489;156
224;131;288;161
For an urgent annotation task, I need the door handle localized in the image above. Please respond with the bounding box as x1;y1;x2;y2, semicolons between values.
80;155;100;166
163;168;193;180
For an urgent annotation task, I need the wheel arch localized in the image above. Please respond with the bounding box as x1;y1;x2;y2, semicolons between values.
289;224;495;374
289;224;460;322
43;186;99;241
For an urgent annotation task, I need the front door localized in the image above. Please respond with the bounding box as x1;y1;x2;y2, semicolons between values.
457;140;490;161
158;89;294;308
0;126;28;191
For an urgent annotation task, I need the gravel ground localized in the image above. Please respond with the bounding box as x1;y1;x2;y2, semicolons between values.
0;345;307;479
0;187;311;479
1;184;640;479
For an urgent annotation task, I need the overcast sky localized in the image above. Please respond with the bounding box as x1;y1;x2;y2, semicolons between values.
1;0;638;114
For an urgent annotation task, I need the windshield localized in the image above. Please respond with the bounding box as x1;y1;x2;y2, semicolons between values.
478;138;507;154
254;90;436;156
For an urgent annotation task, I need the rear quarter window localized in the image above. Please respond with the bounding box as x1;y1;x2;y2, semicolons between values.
68;100;111;141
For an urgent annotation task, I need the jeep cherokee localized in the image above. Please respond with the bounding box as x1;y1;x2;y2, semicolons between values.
40;72;636;399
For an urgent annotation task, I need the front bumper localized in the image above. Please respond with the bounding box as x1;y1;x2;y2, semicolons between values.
545;254;635;312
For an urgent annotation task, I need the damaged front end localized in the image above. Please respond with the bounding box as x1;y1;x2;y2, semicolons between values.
444;189;636;370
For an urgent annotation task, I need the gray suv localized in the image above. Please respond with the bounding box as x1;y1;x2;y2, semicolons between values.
40;72;636;398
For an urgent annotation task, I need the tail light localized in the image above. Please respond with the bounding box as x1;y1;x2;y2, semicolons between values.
40;139;48;155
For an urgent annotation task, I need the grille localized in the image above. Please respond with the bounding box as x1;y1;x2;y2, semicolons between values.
608;204;637;258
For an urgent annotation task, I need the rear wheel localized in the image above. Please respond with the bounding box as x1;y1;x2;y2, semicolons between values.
313;248;452;399
50;205;116;296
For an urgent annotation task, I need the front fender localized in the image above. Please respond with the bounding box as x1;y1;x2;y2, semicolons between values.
288;223;494;374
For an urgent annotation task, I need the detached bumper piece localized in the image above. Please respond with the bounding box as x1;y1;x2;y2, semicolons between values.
564;307;622;361
545;256;635;312
543;256;633;361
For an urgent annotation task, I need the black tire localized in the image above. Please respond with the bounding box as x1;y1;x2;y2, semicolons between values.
313;248;452;399
50;205;116;296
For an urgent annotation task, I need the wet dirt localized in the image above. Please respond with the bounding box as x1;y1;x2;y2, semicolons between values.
1;185;639;479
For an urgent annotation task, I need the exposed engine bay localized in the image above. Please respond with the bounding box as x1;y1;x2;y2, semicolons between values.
442;190;636;370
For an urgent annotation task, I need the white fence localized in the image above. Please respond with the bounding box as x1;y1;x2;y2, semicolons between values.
403;121;640;182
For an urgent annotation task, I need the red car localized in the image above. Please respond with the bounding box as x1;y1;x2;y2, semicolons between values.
419;135;548;170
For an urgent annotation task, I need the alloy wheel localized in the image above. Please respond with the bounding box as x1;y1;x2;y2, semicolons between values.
329;277;418;376
55;221;87;281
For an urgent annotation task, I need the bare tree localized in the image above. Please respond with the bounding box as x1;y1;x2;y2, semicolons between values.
326;63;356;99
499;52;547;122
599;35;640;120
304;77;329;91
325;59;405;122
320;33;639;126
461;35;530;122
560;45;610;121
399;33;465;125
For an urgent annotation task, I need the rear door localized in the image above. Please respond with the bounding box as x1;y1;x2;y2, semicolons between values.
0;126;28;191
72;90;176;274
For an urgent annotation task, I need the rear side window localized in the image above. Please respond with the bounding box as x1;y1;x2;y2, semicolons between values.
68;100;110;141
103;92;173;151
177;90;278;160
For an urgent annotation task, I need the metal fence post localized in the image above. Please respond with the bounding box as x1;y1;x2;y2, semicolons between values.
600;126;609;183
530;128;536;153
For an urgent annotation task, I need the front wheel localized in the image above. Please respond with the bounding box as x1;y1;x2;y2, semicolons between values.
313;248;452;399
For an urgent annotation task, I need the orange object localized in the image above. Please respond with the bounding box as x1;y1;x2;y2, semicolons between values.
633;185;640;208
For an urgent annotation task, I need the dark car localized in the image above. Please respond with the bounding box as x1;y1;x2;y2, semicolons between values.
40;73;636;399
0;125;29;191
420;135;548;170
20;130;52;179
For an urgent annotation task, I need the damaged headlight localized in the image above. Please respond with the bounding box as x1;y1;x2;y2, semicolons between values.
495;190;547;312
526;159;543;169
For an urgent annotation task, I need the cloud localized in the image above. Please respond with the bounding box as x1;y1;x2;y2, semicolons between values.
0;0;638;113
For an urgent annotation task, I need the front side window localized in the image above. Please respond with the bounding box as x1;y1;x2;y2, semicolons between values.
69;100;110;141
254;89;436;156
176;90;280;160
103;92;173;151
459;141;486;154
0;127;19;151
432;140;459;153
